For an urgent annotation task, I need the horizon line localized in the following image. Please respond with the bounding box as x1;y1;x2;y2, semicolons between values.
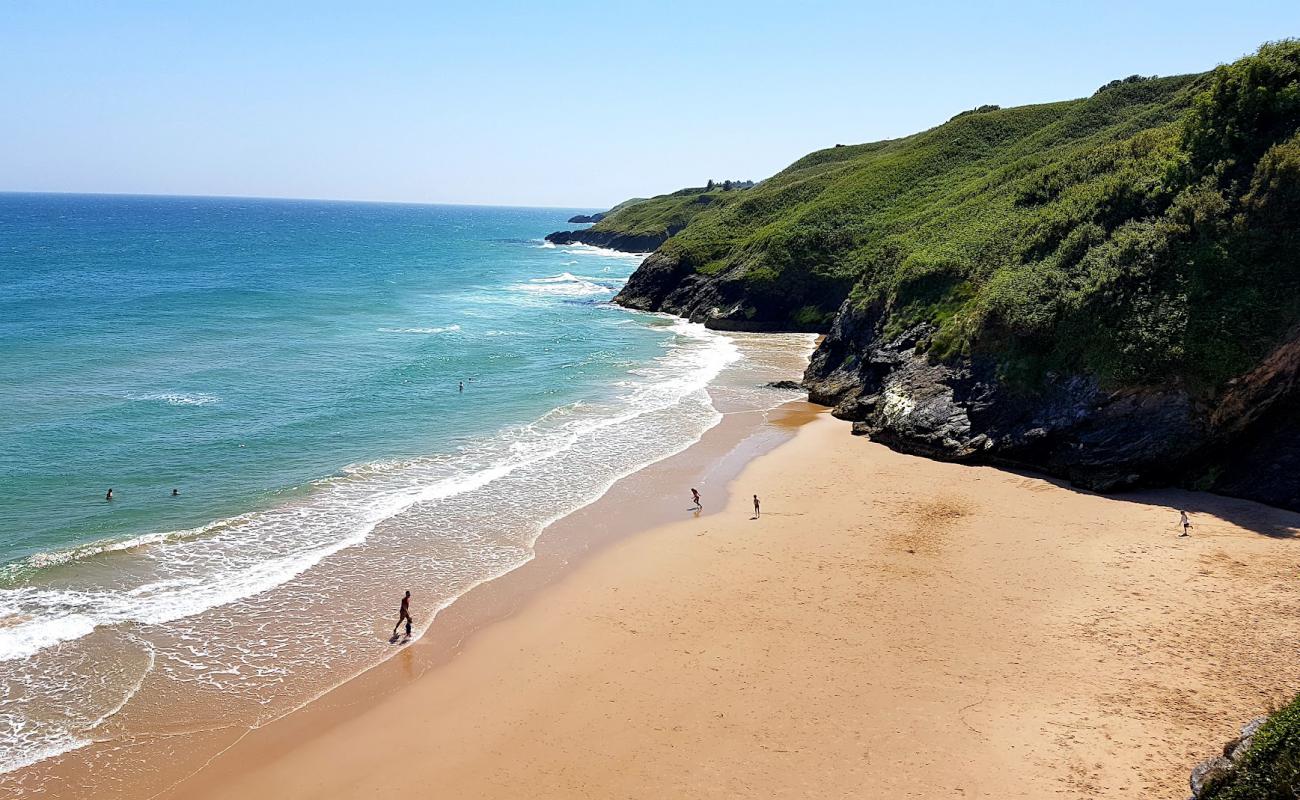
0;189;603;212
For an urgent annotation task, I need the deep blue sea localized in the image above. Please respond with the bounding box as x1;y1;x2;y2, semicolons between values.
0;193;811;783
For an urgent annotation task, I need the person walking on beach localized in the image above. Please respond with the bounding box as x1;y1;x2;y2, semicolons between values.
691;488;702;510
1179;510;1192;537
105;488;113;501
393;590;413;638
753;494;761;519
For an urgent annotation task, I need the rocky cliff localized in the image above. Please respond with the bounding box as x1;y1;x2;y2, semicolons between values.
803;298;1300;506
545;227;671;253
609;41;1300;510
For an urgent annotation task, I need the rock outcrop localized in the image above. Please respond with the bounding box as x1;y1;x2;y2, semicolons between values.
567;212;605;224
613;249;847;332
802;298;1300;505
803;299;1207;490
1189;716;1266;797
544;227;671;254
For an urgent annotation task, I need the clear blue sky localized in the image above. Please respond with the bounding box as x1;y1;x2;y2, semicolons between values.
2;1;1297;208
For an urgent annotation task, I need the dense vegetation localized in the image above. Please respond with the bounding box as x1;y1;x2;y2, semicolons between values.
1201;694;1300;800
584;184;753;239
608;41;1300;392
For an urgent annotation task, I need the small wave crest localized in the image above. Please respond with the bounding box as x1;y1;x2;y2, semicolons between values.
128;392;219;406
376;324;461;334
510;272;620;298
559;243;648;260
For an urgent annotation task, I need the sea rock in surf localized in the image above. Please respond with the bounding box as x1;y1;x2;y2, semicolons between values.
567;212;605;224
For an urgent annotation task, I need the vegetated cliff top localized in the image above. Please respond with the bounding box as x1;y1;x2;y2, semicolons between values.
611;40;1300;394
583;183;754;239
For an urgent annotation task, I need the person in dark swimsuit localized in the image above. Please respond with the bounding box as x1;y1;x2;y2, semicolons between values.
393;590;413;637
106;488;114;501
691;488;702;510
753;494;760;518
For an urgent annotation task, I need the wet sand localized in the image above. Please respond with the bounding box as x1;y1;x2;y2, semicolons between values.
150;409;1300;799
11;392;816;799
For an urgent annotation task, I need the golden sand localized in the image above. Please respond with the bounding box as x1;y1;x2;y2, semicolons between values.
147;409;1300;799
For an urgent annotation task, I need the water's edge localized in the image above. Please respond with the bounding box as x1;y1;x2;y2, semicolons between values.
8;343;820;799
149;398;826;800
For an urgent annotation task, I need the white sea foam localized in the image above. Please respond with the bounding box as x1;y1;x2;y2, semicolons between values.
509;272;618;298
559;242;648;261
0;316;813;782
376;324;461;334
0;319;732;664
129;392;219;406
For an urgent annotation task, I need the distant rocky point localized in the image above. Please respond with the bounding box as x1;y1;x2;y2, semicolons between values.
567;212;605;224
544;228;672;254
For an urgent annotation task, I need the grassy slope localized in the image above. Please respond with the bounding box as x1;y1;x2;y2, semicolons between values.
586;186;747;238
616;41;1300;393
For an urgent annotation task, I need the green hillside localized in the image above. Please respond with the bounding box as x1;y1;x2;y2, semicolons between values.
586;185;752;239
615;40;1300;392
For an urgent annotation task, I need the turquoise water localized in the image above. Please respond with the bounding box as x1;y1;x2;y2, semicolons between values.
0;193;812;783
0;193;661;566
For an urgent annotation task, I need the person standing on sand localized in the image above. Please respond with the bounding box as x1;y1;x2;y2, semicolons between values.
1179;510;1192;537
393;590;413;637
753;494;761;518
691;488;702;510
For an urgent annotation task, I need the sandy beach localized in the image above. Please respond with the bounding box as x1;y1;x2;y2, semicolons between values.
136;407;1299;800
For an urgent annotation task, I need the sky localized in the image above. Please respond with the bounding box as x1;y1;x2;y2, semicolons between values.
1;1;1298;208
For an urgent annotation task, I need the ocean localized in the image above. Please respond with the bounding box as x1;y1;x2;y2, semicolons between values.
0;193;813;787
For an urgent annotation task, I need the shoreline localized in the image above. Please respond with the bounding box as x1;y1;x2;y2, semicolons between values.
17;387;820;799
152;410;1300;800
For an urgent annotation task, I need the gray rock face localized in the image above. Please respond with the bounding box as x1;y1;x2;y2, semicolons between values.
1189;716;1267;798
1190;756;1235;797
613;249;848;333
805;299;1300;504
